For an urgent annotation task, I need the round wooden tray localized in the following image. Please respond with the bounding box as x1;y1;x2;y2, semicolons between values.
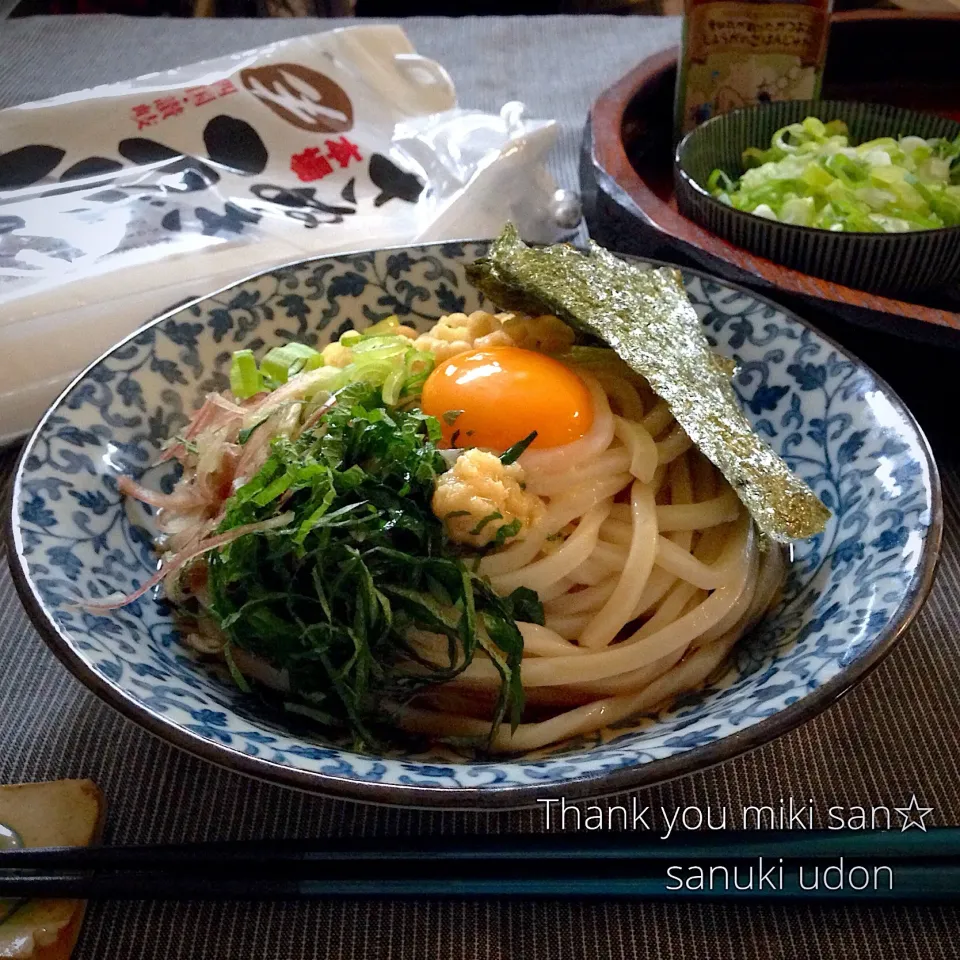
583;11;960;347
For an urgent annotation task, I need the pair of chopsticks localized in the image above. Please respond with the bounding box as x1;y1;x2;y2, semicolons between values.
3;830;960;901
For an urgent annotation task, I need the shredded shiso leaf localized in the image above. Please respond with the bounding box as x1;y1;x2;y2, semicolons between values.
206;380;540;750
708;116;960;232
467;225;830;542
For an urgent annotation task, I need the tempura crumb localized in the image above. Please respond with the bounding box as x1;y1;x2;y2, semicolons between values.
320;341;354;368
414;311;574;364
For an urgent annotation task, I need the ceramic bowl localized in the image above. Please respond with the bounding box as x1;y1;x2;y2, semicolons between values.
6;241;941;808
675;100;960;297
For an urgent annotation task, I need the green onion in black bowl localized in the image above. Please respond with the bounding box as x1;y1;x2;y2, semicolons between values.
674;100;960;297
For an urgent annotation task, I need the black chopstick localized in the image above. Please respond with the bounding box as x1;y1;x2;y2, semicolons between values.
3;830;960;902
5;828;960;869
6;866;960;902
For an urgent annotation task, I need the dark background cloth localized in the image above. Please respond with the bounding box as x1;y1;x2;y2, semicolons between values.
2;15;959;958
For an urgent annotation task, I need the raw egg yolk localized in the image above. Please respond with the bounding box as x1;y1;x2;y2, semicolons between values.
421;346;593;451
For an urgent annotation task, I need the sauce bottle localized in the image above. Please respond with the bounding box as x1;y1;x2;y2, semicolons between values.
675;0;832;137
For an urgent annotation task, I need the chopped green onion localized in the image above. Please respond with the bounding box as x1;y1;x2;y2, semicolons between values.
706;169;734;193
260;342;322;385
706;116;960;232
227;323;434;411
363;314;401;336
229;349;262;400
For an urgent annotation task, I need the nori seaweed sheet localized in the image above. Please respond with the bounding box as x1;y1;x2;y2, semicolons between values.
467;225;830;542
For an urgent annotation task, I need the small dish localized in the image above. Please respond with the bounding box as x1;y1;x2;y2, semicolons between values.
6;241;942;808
675;100;960;297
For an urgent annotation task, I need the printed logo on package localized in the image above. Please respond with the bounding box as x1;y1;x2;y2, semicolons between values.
240;63;354;134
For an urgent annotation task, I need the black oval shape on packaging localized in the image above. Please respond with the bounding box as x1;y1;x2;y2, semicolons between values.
203;116;269;175
59;157;124;181
0;144;66;189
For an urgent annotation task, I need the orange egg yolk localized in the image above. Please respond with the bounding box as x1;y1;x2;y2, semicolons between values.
421;346;594;451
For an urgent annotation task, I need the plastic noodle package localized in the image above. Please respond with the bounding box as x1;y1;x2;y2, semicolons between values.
0;25;575;444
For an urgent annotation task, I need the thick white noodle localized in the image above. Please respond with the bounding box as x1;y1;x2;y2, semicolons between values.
641;399;673;438
587;541;627;567
665;457;694;554
490;502;612;595
592;373;646;421
526;447;632;497
746;545;786;624
656;424;693;465
476;472;631;577
621;580;702;648
544;614;590;639
692;451;717;501
545;579;616;616
656;490;740;531
459;515;754;688
655;535;734;590
567;554;620;586
613;417;658;484
536;577;577;604
564;531;737;592
518;622;588;657
598;518;633;546
579;481;657;649
399;626;744;753
631;567;678;618
691;543;760;649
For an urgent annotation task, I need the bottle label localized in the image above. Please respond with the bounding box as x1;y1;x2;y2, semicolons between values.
687;2;827;61
677;1;829;134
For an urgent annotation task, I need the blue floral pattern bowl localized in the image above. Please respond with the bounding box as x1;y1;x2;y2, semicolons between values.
6;242;942;808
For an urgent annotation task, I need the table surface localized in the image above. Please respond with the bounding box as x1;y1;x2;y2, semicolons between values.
2;14;960;959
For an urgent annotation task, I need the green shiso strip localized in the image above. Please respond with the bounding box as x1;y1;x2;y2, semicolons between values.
467;225;830;543
205;381;542;750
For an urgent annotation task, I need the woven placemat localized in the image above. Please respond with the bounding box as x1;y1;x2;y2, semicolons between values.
2;15;959;958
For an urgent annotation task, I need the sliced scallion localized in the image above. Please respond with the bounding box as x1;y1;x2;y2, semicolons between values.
229;349;262;400
260;343;323;385
707;117;960;232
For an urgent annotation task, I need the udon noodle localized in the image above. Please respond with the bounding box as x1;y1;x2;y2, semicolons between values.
397;366;784;752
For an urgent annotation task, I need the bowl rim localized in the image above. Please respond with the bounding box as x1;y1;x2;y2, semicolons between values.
675;98;960;240
4;240;944;810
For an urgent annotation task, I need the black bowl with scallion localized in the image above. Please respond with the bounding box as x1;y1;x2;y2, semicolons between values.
674;100;960;297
